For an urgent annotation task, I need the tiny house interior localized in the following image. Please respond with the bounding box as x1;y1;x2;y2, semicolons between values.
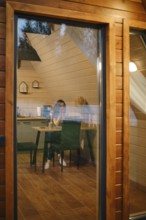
17;19;99;118
16;17;101;219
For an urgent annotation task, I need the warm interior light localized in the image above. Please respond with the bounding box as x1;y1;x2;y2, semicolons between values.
129;61;137;72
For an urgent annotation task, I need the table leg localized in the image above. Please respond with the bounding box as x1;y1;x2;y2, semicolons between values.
86;130;95;165
42;132;48;173
32;131;40;166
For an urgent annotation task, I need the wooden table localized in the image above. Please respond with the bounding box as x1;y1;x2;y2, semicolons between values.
32;124;96;172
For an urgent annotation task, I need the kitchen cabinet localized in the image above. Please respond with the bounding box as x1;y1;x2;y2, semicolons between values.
17;118;48;149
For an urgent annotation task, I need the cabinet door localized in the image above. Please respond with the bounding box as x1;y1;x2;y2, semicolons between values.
17;121;22;142
21;121;35;142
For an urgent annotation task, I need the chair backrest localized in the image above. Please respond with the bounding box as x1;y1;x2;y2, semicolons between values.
61;120;81;149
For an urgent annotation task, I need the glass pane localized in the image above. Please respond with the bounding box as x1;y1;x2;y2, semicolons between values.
16;17;104;220
129;29;146;218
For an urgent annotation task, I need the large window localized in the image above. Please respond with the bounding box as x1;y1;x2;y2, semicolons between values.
15;16;106;220
129;29;146;219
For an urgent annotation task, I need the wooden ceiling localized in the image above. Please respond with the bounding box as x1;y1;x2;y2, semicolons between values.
19;24;99;105
130;33;146;76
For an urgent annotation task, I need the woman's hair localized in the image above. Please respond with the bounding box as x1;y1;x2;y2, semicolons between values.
75;96;88;106
56;99;66;107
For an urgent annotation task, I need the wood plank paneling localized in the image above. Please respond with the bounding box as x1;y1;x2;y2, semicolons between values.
116;144;123;157
0;104;5;120
0;186;5;201
116;184;122;197
61;1;146;22
62;0;145;13
0;55;5;71
116;158;122;171
116;171;122;184
8;0;60;8
116;131;123;145
0;201;5;217
0;170;5;185
116;90;123;103
0;145;4;154
116;211;122;220
0;88;5;103
116;117;123;130
0;7;5;22
115;197;122;210
115;24;123;37
0;154;4;169
0;39;5;55
116;76;123;90
0;23;5;38
116;36;123;50
0;120;5;135
116;104;123;117
116;49;123;63
0;71;5;87
26;29;98;105
116;63;123;76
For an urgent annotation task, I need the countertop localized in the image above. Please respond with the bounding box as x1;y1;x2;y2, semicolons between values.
17;116;47;121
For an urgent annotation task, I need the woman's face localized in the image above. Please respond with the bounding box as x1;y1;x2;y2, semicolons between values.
59;102;66;113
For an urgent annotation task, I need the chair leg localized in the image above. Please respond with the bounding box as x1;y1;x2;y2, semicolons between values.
31;149;37;171
69;150;71;166
30;150;32;166
34;149;37;171
42;143;48;172
77;149;80;169
52;151;55;167
61;151;64;172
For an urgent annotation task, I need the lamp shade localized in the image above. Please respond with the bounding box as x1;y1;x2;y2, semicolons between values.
18;46;41;61
129;61;137;72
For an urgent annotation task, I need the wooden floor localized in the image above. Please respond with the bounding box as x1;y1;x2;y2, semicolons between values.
130;181;146;215
17;152;98;220
17;152;146;220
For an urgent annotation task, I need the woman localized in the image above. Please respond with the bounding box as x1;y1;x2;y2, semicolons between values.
44;99;67;169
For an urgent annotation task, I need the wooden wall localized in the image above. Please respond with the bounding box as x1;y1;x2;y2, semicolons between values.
0;0;5;219
17;61;48;115
26;29;98;105
17;26;98;117
130;106;146;190
2;0;146;220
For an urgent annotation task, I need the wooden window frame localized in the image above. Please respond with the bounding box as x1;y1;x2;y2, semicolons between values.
6;2;116;220
123;19;146;220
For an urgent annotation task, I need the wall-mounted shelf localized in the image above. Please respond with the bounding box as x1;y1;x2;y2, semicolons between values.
32;80;39;88
19;81;28;94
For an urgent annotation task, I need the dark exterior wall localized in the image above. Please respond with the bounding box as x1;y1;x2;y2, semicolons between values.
0;0;5;219
1;0;146;219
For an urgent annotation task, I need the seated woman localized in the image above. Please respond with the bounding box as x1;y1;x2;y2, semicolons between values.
44;99;67;169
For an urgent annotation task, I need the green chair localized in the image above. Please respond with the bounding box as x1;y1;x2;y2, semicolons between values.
17;142;37;170
52;120;81;172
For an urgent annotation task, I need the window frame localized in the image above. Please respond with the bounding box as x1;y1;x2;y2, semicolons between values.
6;2;116;220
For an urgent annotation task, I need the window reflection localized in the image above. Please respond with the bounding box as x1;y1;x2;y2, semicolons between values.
16;17;102;220
129;30;146;217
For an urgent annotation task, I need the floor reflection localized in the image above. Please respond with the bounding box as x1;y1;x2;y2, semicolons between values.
17;151;97;220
